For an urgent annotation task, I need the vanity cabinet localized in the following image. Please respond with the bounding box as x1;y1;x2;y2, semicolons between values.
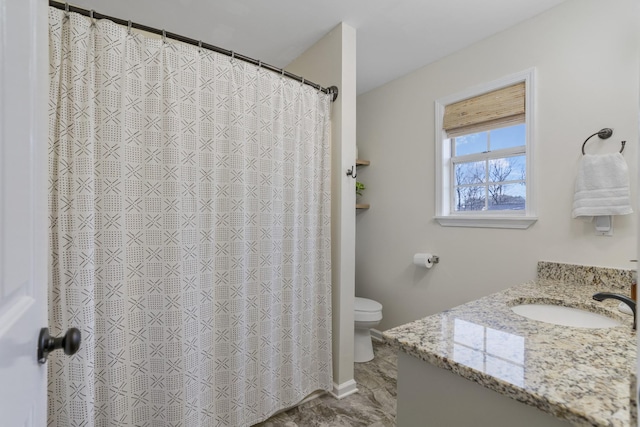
385;271;635;427
397;352;572;427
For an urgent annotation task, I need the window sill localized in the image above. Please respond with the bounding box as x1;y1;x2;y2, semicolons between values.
434;215;537;229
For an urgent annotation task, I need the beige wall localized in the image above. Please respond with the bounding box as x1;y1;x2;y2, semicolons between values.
287;23;358;395
356;0;640;331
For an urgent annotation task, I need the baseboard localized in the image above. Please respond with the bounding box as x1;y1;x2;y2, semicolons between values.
330;379;358;400
370;328;384;342
329;329;383;401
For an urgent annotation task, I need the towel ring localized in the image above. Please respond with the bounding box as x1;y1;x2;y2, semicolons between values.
582;128;625;155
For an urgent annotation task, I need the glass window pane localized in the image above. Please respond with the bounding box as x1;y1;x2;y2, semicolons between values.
488;183;526;211
489;124;525;151
488;156;525;183
454;131;487;156
454;186;486;212
454;161;486;185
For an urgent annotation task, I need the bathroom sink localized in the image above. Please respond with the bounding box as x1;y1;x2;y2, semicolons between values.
510;304;621;328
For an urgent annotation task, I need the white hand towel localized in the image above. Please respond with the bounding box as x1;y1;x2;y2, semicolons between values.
572;152;632;218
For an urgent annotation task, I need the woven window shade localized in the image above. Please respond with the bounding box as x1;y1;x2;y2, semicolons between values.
443;82;525;138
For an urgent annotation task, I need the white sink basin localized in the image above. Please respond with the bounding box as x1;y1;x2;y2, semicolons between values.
511;304;621;328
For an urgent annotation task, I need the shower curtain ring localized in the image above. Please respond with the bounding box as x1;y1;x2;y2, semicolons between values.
198;40;202;53
89;9;95;26
127;20;132;35
64;2;70;19
162;30;167;43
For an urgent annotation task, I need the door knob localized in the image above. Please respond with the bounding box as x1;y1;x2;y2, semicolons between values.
37;327;81;364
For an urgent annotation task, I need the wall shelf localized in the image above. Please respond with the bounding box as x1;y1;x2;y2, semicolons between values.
356;159;370;210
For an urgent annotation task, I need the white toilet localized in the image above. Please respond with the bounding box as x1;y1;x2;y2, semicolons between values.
354;297;383;363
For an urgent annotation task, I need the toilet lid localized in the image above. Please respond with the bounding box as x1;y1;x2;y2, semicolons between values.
355;297;382;312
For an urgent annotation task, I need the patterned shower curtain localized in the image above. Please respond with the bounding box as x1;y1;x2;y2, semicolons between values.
48;8;332;427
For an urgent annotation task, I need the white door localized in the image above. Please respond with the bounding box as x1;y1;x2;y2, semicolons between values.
0;0;50;425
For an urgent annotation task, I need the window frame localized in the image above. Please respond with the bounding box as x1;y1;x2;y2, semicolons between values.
434;69;537;229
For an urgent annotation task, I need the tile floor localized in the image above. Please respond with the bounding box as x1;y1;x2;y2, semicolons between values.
255;340;398;426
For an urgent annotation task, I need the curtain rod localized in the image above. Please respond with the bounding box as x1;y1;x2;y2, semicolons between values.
49;1;339;102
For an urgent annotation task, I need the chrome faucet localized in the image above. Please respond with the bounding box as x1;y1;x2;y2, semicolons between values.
592;292;636;330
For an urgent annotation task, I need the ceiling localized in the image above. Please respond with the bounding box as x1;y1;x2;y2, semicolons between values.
69;0;566;94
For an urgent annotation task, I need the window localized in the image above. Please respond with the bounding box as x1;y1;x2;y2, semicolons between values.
435;69;536;229
452;125;526;212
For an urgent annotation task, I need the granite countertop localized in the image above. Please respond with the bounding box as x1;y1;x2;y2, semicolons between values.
383;266;637;427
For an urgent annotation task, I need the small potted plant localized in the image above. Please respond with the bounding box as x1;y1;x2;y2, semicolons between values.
356;181;366;197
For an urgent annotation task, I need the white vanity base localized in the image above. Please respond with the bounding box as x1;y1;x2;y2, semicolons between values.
397;352;572;427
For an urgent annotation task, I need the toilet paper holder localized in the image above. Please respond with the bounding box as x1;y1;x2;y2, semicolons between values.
413;253;440;268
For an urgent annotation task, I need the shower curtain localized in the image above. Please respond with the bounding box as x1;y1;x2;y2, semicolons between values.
47;8;332;427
